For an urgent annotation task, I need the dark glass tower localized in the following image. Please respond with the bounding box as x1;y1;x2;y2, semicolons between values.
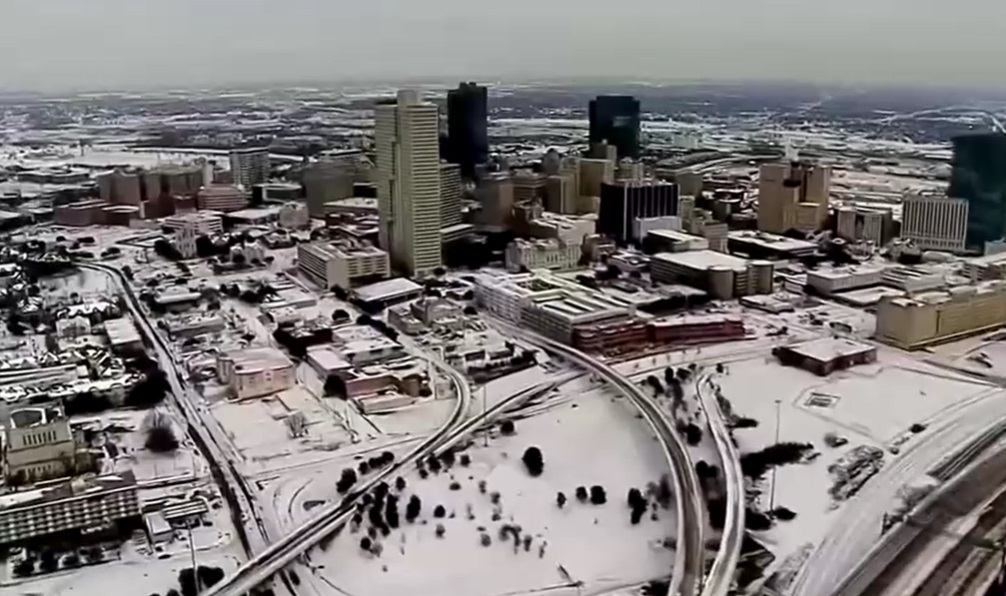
589;95;641;159
446;82;489;178
949;133;1006;251
599;181;679;243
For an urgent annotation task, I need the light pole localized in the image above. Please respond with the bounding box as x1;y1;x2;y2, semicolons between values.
769;399;782;511
483;385;489;447
188;518;200;594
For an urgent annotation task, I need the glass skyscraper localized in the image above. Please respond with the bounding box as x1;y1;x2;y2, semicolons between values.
589;95;641;159
949;133;1006;251
446;82;489;178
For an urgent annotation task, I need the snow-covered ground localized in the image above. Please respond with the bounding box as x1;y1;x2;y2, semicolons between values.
705;345;996;563
305;376;677;596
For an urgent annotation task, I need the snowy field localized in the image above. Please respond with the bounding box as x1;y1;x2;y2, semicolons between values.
4;547;243;596
98;408;207;482
299;376;677;596
210;385;354;474
707;345;996;561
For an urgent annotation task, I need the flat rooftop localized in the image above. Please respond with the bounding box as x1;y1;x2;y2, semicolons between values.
653;250;749;272
647;229;705;242
782;337;875;363
0;470;136;511
354;277;422;303
728;230;817;253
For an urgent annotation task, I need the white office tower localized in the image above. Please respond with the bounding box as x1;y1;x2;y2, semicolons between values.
376;90;443;276
900;195;968;254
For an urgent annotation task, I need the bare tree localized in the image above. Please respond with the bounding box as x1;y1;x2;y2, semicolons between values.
143;409;178;453
285;411;308;438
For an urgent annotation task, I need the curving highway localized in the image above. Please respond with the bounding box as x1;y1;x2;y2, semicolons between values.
695;375;745;596
790;385;1006;596
200;350;472;596
497;322;706;596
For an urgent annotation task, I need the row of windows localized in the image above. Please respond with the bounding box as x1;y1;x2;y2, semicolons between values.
19;429;60;448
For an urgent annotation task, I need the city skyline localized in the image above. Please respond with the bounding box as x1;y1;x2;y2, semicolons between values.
4;0;1006;92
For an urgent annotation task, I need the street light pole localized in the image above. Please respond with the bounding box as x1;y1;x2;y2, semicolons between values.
483;385;489;447
769;399;782;511
188;518;200;594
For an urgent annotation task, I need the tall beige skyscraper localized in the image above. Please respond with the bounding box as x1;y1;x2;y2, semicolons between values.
376;90;443;276
757;161;831;234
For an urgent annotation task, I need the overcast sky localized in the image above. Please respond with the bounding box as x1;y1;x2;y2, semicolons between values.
2;0;1005;92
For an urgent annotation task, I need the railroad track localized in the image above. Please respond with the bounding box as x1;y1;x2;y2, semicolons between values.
830;443;1006;596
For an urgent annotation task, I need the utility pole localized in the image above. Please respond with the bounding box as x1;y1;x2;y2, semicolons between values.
483;385;489;447
769;399;782;511
189;518;200;594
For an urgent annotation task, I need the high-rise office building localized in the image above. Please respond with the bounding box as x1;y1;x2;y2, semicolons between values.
440;163;463;229
447;82;489;178
589;95;641;160
303;158;355;217
579;158;615;198
901;195;969;253
599;180;679;243
229;148;270;189
545;173;578;214
948;133;1006;252
478;173;515;233
757;161;831;234
376;90;443;276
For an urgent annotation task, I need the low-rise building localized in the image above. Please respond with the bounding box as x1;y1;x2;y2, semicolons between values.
876;281;1006;349
164;314;225;338
504;238;581;273
474;271;635;344
880;266;945;293
279;202;310;229
341;337;405;365
3;404;77;482
104;317;143;354
164;212;224;259
727;230;817;259
197;184;248;212
572;314;745;355
773;338;877;376
296;241;390;290
216;347;295;399
806;266;886;296
644;229;709;253
0;471;139;546
650;251;774;299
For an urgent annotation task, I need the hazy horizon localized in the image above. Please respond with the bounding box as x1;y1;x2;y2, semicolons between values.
4;0;1006;93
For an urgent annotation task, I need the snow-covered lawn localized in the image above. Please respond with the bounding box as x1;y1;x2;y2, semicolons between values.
308;378;678;596
706;345;995;562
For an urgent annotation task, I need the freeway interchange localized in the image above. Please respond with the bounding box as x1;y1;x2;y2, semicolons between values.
92;260;1006;596
94;260;751;596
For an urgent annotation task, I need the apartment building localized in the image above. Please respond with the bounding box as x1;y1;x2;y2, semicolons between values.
296;242;390;289
229;148;270;189
0;471;139;547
